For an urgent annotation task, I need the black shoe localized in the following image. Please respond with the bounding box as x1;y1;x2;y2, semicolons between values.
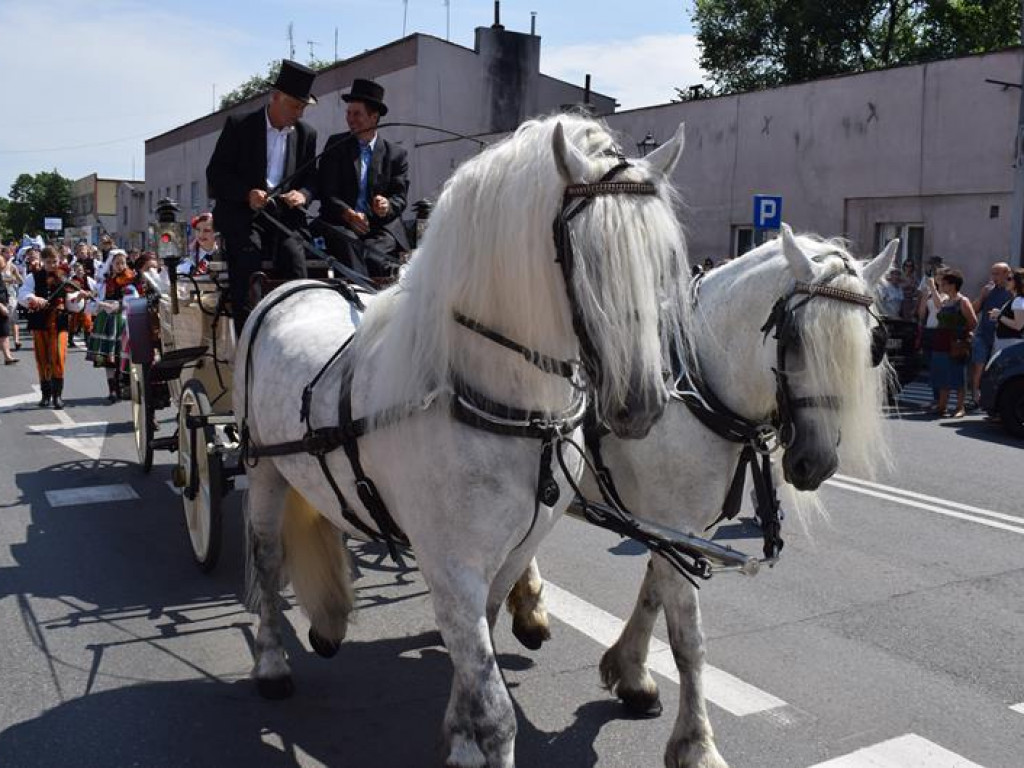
67;338;77;348
38;381;52;408
51;378;64;410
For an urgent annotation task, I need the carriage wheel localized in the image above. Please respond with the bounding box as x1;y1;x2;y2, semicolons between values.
178;380;224;573
130;363;154;473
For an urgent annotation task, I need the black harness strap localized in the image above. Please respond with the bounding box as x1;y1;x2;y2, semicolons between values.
453;312;577;379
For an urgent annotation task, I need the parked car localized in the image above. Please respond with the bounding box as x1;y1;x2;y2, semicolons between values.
979;342;1024;438
883;317;923;389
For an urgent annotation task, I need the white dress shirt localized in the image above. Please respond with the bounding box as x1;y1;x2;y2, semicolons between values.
265;109;293;189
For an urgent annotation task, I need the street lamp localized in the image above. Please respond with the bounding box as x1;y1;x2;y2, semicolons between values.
636;132;659;157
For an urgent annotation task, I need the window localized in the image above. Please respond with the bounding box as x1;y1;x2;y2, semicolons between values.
175;184;182;204
190;181;199;210
876;223;924;271
732;226;754;258
122;206;128;226
148;191;153;212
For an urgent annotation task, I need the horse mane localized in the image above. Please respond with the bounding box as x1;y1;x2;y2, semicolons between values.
348;113;691;420
701;234;893;524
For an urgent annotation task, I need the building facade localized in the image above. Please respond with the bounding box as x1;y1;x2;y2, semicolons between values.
69;173;145;243
143;26;612;227
143;24;1022;291
602;48;1022;291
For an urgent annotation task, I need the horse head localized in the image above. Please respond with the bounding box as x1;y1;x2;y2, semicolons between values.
551;119;688;439
774;225;897;489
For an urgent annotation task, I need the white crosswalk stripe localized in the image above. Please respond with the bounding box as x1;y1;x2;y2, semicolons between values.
806;733;987;767
894;380;932;406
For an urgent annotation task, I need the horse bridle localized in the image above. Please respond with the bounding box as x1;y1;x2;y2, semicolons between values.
759;258;887;448
457;153;659;396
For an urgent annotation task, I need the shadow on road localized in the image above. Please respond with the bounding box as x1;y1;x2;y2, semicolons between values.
1;459;636;767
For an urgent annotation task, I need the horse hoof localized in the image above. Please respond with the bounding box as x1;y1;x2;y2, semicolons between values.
511;617;551;651
309;627;341;658
619;688;663;718
256;675;294;700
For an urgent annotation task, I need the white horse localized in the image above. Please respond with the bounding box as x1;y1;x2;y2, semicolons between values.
234;113;692;767
507;226;897;768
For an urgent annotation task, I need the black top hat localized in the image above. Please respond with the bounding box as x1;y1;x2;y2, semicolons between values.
272;59;318;105
343;78;388;116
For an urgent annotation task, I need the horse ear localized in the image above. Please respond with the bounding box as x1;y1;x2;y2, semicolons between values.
645;122;685;177
861;239;900;287
552;121;589;184
780;223;815;282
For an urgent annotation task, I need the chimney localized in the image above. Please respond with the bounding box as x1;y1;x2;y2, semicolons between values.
584;74;591;105
530;11;537;36
493;1;503;29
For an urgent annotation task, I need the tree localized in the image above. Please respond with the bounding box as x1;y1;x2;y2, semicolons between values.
4;170;73;238
692;0;1021;94
219;58;335;110
0;197;11;242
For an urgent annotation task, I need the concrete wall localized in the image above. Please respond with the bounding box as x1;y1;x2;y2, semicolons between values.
601;48;1022;290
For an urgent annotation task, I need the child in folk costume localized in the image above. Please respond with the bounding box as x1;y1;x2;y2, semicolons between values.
178;213;217;276
17;246;86;408
86;249;136;402
66;262;96;347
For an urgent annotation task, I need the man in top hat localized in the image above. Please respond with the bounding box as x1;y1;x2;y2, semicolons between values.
314;78;409;282
206;59;319;333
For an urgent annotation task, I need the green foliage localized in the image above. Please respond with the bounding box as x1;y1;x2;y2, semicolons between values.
2;170;73;239
692;0;1021;93
219;57;335;110
0;198;11;241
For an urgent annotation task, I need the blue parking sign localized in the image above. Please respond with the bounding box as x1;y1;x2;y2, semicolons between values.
753;195;782;229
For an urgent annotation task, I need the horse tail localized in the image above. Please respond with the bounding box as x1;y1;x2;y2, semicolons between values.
280;487;355;643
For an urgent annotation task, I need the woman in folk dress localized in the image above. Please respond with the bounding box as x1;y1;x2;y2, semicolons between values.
86;249;136;402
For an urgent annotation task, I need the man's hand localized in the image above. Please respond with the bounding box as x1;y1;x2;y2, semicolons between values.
248;189;269;210
371;195;390;218
28;297;47;311
343;208;370;235
279;190;307;208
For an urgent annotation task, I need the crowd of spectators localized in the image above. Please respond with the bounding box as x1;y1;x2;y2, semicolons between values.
877;257;1024;417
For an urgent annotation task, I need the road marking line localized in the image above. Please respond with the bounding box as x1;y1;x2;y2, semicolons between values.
28;420;109;461
1010;702;1024;715
45;484;139;508
0;386;41;410
806;733;986;767
541;581;788;717
825;480;1024;536
832;474;1022;525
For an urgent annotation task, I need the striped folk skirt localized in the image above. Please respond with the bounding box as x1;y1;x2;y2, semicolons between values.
86;310;125;368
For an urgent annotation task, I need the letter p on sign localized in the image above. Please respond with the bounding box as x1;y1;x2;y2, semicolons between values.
753;195;782;230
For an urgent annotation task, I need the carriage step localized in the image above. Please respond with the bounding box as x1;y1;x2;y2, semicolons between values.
150;346;209;381
151;436;178;452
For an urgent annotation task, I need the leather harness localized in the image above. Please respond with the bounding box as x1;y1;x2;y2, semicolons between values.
240;156;659;564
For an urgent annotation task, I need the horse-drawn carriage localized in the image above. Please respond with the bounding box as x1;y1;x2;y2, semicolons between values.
115;114;901;767
123;202;345;571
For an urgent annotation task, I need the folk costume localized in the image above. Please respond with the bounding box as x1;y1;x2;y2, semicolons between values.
18;263;76;408
314;79;410;281
206;59;319;334
86;255;136;402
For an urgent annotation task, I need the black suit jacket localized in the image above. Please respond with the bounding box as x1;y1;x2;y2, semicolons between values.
206;107;317;248
316;132;409;234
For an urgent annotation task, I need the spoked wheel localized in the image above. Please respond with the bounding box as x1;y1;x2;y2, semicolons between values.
130;363;154;473
178;380;224;572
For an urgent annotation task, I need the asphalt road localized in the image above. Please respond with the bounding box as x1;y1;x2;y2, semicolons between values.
0;337;1021;768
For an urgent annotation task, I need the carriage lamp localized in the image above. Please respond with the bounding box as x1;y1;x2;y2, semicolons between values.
636;133;659;157
154;198;185;313
413;199;433;248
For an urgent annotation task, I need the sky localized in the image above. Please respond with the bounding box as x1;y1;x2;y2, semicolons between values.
0;0;707;199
